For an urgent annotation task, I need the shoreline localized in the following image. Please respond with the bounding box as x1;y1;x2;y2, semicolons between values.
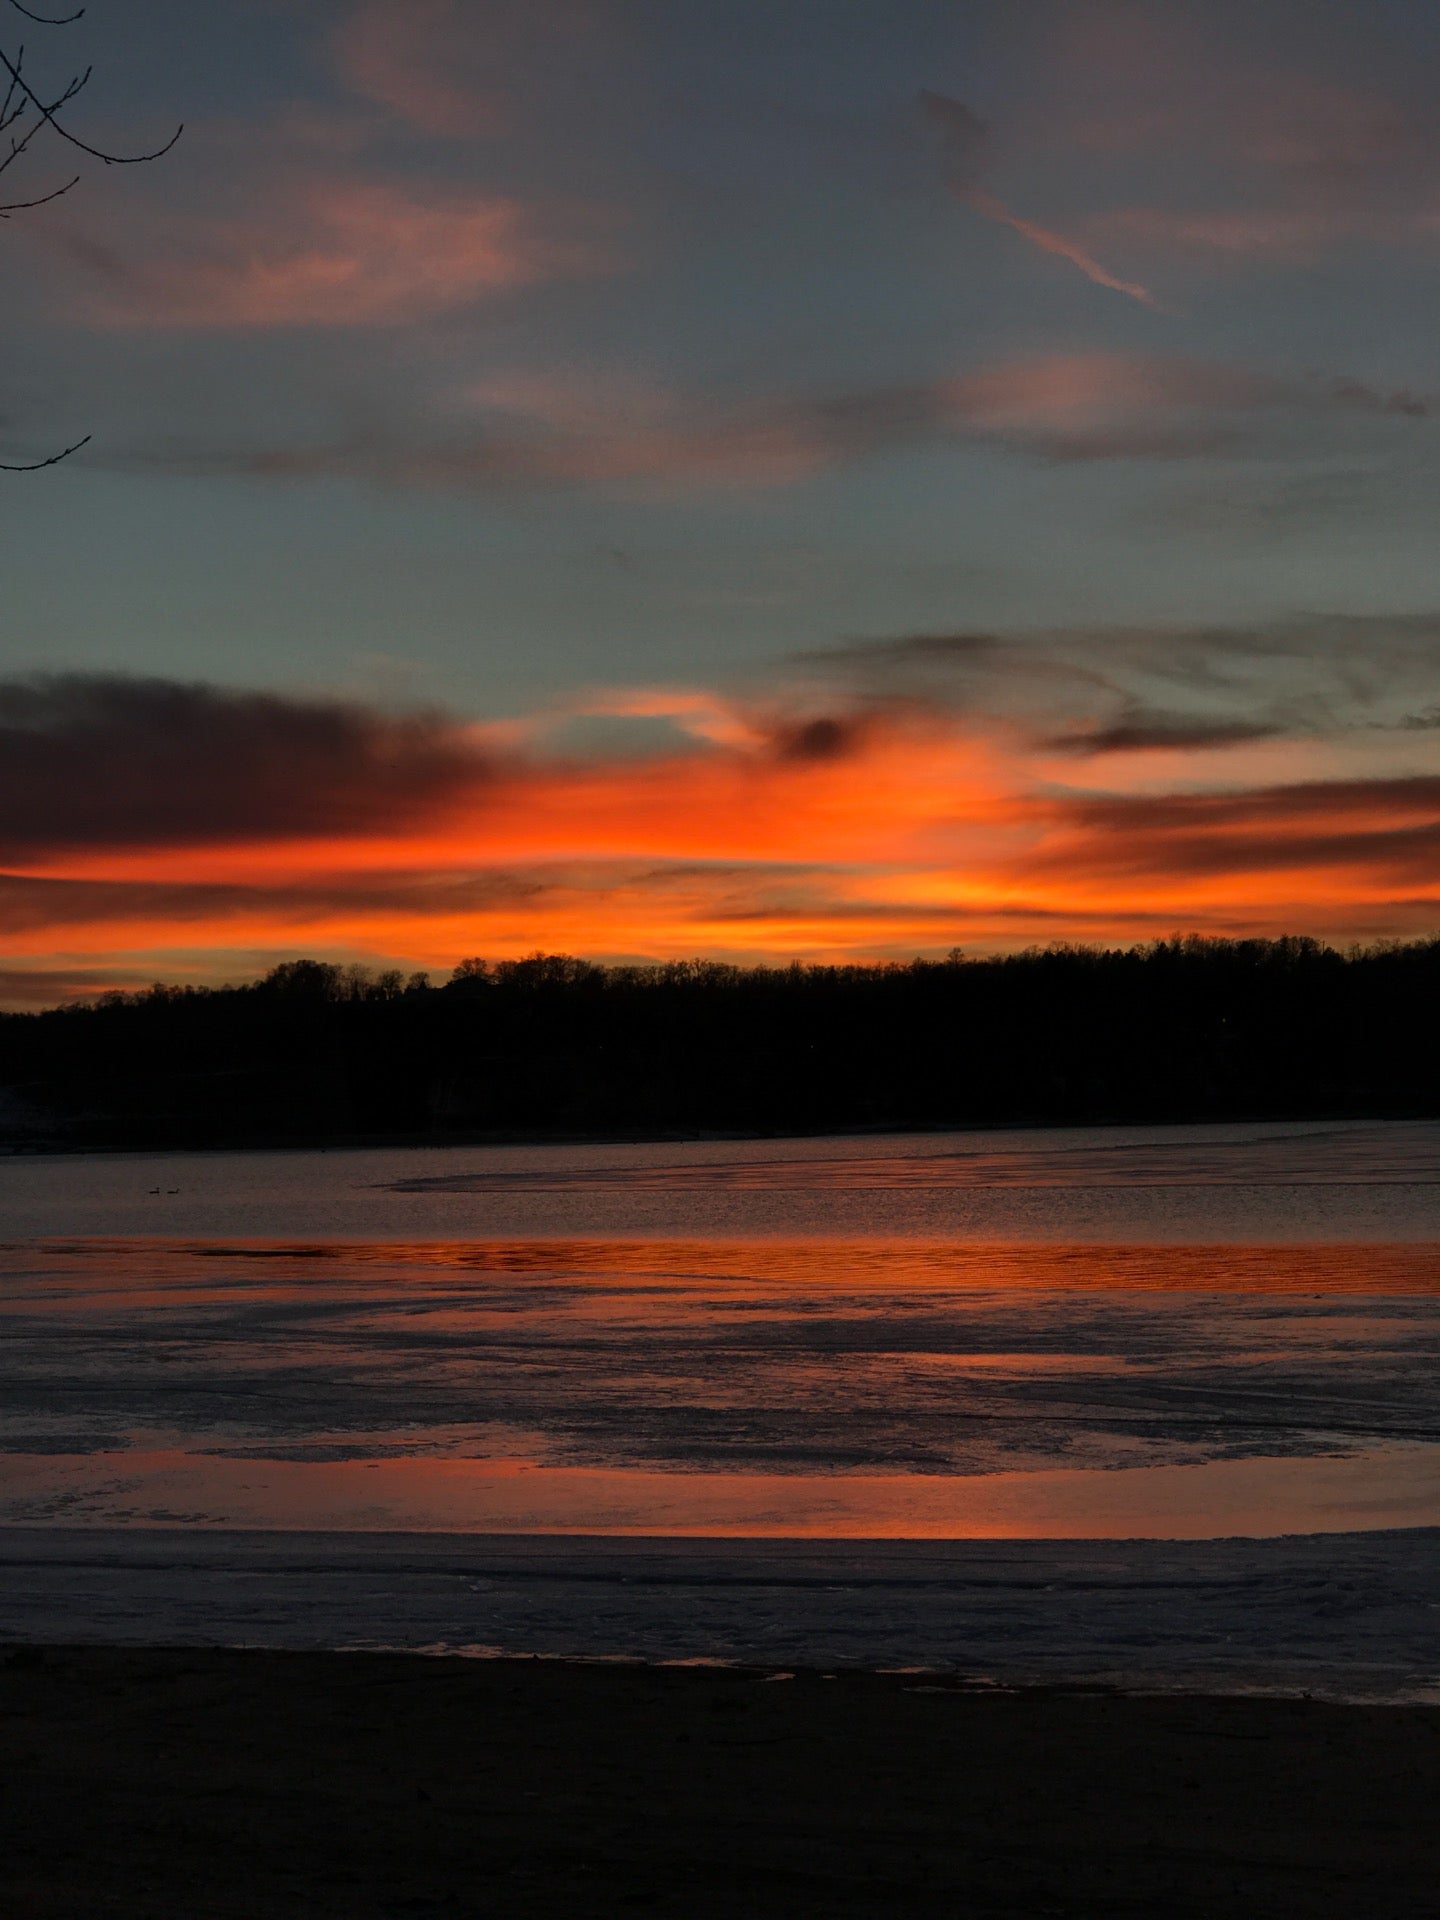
5;1527;1437;1706
1;1108;1430;1161
3;1644;1437;1917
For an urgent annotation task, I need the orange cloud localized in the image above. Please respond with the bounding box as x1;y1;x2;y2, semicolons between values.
2;662;1439;1001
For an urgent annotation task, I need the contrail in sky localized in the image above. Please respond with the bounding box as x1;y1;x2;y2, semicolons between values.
921;90;1160;312
966;188;1161;309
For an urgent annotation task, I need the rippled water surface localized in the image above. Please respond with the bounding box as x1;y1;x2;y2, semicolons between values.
1;1118;1437;1539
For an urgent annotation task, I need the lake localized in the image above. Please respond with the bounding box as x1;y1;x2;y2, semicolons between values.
1;1118;1437;1690
2;1115;1437;1537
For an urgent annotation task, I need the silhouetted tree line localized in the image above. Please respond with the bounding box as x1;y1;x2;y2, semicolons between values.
0;936;1436;1149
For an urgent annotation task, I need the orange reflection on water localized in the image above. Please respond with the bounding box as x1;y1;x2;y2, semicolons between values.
5;1235;1437;1541
4;1442;1439;1540
6;1239;1438;1326
168;1238;1440;1294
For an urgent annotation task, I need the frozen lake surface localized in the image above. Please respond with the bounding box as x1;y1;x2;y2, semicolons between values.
2;1116;1439;1242
1;1119;1436;1689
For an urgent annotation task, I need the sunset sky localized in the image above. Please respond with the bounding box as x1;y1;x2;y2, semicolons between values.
4;0;1440;1002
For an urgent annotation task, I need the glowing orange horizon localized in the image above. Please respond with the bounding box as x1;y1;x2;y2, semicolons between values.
3;701;1438;1000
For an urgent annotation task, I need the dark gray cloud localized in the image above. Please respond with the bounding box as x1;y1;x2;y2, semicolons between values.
0;869;548;936
1139;467;1393;540
1317;375;1429;418
796;610;1440;751
768;714;872;763
795;632;999;670
1046;712;1287;754
1063;773;1440;835
1033;775;1440;888
918;88;989;189
0;675;491;857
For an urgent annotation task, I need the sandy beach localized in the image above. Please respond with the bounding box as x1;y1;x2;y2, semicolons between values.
2;1646;1438;1918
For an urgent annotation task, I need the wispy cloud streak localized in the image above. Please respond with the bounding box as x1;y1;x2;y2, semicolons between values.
921;90;1161;309
116;349;1430;495
966;188;1161;309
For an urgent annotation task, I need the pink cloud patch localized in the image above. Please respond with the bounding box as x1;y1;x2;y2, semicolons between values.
86;180;600;330
944;352;1271;431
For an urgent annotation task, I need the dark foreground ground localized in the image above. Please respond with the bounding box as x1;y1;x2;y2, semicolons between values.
2;1648;1438;1918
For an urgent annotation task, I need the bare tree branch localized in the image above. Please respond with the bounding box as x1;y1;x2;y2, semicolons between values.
0;170;77;210
0;51;91;208
1;1;179;472
0;431;91;469
0;66;95;186
7;3;86;24
0;48;23;125
0;44;180;165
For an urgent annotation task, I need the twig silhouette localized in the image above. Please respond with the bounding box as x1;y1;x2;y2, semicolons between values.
0;431;90;470
1;0;180;470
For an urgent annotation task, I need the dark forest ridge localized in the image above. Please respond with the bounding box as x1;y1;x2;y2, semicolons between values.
0;937;1437;1152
